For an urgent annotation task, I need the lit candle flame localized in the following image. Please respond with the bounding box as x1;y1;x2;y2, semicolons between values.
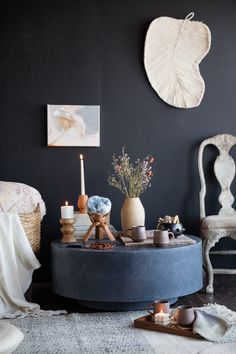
160;310;163;315
80;154;83;160
65;201;68;206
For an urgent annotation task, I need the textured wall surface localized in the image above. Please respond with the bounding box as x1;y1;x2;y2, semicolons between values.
1;0;236;279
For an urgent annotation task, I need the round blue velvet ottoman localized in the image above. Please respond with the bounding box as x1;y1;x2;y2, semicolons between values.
51;236;202;310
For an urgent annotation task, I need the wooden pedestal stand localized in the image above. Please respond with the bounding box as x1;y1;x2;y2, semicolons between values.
83;213;115;243
77;194;88;214
60;218;76;243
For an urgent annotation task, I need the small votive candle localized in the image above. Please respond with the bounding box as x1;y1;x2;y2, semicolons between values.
154;310;170;325
61;201;74;219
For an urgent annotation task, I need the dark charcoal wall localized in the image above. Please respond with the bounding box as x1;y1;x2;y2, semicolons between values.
1;0;236;280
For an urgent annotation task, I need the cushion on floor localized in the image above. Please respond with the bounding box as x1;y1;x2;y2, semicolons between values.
0;321;24;354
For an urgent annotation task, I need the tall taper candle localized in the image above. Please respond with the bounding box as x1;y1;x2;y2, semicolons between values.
80;154;85;195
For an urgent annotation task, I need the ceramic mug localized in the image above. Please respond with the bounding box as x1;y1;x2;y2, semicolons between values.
174;305;195;327
153;230;174;247
147;300;170;315
126;225;146;242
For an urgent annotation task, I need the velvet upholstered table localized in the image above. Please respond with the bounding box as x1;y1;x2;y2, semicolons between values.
51;236;202;310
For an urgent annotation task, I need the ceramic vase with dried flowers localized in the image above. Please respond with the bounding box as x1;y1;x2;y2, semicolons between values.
108;147;155;235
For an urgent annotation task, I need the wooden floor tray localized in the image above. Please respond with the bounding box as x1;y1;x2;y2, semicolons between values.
134;315;203;340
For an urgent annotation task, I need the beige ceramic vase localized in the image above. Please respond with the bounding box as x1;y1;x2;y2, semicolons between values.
121;197;145;236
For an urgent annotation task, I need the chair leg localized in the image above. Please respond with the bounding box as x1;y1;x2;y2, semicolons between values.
204;240;214;294
202;240;207;275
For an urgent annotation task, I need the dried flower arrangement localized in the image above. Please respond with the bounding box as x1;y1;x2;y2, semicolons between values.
107;147;155;198
158;215;180;225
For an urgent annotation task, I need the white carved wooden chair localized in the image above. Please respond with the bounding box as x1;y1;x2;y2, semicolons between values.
198;134;236;294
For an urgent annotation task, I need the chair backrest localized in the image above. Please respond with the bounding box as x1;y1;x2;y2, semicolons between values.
198;134;236;219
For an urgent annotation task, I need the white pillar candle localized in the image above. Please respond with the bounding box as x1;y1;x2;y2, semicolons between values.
61;201;74;219
154;311;170;325
80;154;85;195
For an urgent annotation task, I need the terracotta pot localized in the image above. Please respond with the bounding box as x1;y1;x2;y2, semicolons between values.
121;197;145;236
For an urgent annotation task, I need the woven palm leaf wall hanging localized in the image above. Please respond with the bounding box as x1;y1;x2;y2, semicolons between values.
144;12;211;108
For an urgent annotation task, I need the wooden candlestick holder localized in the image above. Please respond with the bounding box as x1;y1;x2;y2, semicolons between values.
77;194;88;214
83;213;115;243
60;218;76;243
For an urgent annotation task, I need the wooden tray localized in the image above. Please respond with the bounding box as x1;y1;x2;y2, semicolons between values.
120;232;196;247
134;315;203;340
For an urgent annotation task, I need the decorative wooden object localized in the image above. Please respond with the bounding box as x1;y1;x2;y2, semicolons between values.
134;315;202;339
158;215;180;224
83;213;115;243
198;134;236;294
60;218;76;243
89;243;114;250
77;194;88;214
119;232;195;247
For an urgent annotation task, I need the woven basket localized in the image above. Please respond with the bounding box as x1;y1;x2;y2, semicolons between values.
18;205;41;254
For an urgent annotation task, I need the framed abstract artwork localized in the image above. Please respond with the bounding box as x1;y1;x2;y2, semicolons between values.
47;105;100;147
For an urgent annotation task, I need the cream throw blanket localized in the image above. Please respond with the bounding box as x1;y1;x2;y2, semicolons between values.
0;212;41;318
193;305;236;343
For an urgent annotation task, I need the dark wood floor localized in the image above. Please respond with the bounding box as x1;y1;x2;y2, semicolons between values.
181;274;236;311
31;274;236;313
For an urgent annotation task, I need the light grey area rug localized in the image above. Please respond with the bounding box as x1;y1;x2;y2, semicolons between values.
7;306;236;354
8;312;155;354
197;343;236;354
